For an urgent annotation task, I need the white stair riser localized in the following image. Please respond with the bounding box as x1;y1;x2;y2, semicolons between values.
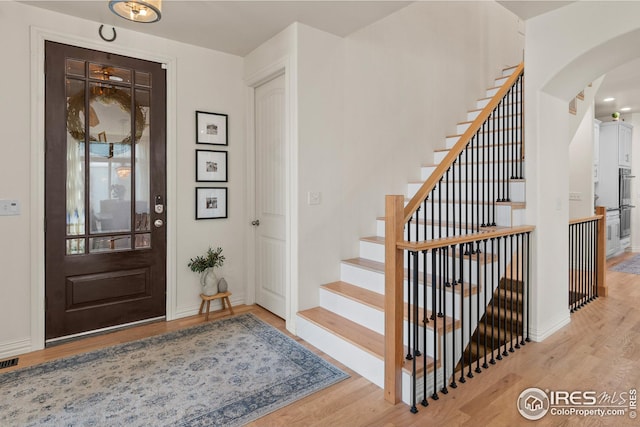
446;133;522;149
296;317;384;388
503;67;517;77
341;262;385;293
434;146;523;164
486;86;521;98
420;162;524;181
476;97;520;110
467;105;522;122
407;181;523;202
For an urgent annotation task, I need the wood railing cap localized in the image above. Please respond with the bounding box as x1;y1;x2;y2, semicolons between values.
396;225;535;252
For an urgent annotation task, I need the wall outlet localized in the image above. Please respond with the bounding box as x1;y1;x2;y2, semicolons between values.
569;192;582;201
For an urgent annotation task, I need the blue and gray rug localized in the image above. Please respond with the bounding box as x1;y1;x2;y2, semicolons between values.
0;313;348;426
610;254;640;275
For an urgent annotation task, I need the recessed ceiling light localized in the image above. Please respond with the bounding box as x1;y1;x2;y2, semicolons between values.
603;97;615;102
621;107;631;111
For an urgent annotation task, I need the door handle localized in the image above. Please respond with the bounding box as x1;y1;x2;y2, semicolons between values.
154;219;164;228
251;219;260;226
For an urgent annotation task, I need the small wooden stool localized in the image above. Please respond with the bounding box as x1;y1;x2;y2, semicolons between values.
198;291;234;321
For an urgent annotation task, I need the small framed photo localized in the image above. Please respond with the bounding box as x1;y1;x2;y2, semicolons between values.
196;111;228;145
196;187;228;219
196;149;227;182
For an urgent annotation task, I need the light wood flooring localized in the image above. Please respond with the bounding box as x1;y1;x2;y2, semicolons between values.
4;252;640;426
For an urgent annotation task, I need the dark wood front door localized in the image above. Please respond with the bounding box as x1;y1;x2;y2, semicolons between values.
44;41;167;341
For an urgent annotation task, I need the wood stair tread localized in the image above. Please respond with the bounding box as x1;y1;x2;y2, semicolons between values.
342;258;480;294
413;197;526;209
358;237;499;263
445;125;522;138
321;281;460;334
298;307;384;359
434;141;523;152
297;307;438;375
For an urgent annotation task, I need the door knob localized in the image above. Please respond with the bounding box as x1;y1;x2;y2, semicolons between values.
154;219;164;228
251;219;260;226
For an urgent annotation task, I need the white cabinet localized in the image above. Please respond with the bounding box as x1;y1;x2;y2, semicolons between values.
618;124;632;167
598;121;633;208
606;211;621;258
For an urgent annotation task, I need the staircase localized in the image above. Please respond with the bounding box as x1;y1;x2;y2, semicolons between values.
297;64;529;407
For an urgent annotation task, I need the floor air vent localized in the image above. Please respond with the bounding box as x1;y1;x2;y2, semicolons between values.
0;358;18;369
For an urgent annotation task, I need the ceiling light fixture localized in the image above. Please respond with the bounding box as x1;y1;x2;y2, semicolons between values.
603;97;615;102
621;107;632;112
109;0;161;23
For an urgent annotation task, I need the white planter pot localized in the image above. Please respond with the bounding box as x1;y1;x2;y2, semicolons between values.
200;268;219;296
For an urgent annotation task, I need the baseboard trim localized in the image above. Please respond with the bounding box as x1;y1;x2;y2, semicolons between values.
529;314;571;342
0;338;32;360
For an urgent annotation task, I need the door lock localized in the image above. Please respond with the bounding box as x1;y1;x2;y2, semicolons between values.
251;219;260;226
154;219;164;228
155;195;164;214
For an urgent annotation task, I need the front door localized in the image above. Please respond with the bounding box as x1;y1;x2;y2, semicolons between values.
44;41;167;341
254;74;286;318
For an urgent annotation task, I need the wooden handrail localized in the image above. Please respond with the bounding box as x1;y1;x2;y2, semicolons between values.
396;225;535;252
569;214;603;225
403;62;525;224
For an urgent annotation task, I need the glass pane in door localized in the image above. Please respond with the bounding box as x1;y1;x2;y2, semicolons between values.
65;78;86;236
135;89;150;234
88;83;132;235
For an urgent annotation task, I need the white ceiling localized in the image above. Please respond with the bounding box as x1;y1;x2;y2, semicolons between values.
22;0;639;118
21;0;411;56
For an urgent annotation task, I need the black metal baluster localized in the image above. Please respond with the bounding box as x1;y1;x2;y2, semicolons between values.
482;121;487;227
520;233;526;347
459;243;466;384
475;241;482;374
452;161;457;237
491;110;497;226
515;233;521;350
432;249;439;401
526;232;531;342
441;247;449;396
590;220;595;302
467;245;474;378
446;169;450;238
502;236;510;357
569;223;574;312
438;178;443;239
410;251;418;413
421;250;429;408
490;237;497;364
465;144;470;235
509;234;515;353
580;221;585;308
482;239;489;369
450;244;459;390
431;189;435;241
496;235;503;361
406;218;413;360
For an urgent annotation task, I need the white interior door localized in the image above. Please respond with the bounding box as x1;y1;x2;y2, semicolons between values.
255;74;286;318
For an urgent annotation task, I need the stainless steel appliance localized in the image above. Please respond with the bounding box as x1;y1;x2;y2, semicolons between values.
619;168;634;239
619;168;633;207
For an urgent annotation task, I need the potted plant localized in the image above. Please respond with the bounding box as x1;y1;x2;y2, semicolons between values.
612;112;620;121
188;247;225;296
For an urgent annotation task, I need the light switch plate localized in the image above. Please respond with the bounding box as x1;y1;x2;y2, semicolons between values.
0;200;20;216
307;192;321;205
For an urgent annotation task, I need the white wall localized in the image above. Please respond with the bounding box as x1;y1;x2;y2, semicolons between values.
525;1;640;340
629;113;640;252
569;104;596;219
0;1;245;357
340;1;523;255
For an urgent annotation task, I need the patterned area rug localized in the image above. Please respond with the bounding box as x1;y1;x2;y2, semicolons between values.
610;254;640;275
0;313;348;426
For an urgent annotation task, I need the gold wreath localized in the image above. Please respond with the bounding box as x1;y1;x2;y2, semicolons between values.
67;86;145;144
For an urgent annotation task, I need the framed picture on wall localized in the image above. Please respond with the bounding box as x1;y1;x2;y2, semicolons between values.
196;149;227;182
196;111;228;145
196;187;228;219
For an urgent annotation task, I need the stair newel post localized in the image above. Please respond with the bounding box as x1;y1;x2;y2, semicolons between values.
384;195;405;405
596;206;607;297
